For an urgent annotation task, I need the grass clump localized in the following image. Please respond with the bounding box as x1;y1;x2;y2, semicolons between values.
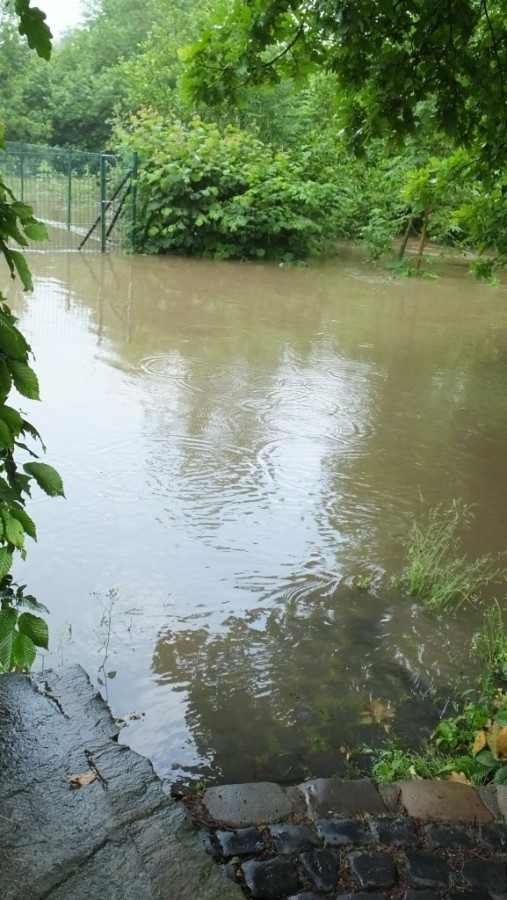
396;499;505;611
472;600;507;681
368;744;489;785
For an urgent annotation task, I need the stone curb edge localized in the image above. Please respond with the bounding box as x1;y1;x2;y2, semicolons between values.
196;777;507;829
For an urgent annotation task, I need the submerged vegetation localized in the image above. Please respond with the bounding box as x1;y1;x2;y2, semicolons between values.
395;500;506;612
360;501;507;786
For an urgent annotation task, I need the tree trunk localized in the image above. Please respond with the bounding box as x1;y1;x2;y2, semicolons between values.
415;208;430;271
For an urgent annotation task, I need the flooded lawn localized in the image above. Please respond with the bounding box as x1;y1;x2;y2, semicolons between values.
4;249;507;786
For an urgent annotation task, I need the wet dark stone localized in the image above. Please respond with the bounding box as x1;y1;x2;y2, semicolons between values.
198;829;217;857
447;891;494;900
336;893;388;899
317;817;371;846
402;892;440;900
480;822;507;850
287;894;321;900
269;823;321;855
0;665;242;900
370;816;417;846
424;823;476;849
216;827;265;857
462;858;507;894
404;852;451;888
349;850;396;890
222;862;239;882
300;848;338;893
241;858;300;898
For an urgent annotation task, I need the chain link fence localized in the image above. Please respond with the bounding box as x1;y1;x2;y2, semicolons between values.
1;142;137;251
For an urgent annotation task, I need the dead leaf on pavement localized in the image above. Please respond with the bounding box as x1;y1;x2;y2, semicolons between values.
66;771;97;788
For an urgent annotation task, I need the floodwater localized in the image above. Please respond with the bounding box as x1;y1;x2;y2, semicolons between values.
3;248;507;786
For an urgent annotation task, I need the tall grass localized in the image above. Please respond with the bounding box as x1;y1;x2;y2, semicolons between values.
472;600;507;678
396;500;505;611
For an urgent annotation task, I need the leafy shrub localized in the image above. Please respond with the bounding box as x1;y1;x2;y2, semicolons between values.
116;112;338;261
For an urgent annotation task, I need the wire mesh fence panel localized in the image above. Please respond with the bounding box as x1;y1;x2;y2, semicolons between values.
1;142;135;251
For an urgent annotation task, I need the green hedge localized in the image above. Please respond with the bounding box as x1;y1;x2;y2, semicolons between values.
117;112;337;261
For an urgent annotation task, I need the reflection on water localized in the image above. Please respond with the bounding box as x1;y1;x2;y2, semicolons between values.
3;250;507;785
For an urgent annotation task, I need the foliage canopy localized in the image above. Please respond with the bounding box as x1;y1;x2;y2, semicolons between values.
182;0;507;168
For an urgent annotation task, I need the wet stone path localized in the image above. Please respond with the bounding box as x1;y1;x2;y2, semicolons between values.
186;779;507;899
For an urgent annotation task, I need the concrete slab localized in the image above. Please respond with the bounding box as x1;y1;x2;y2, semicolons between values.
0;666;243;900
298;778;386;818
203;782;293;826
397;780;493;824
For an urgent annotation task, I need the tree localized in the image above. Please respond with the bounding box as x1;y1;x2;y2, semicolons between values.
0;14;52;143
48;0;160;149
0;0;64;671
182;0;507;170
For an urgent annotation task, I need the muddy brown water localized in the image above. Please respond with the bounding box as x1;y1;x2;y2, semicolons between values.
3;248;507;786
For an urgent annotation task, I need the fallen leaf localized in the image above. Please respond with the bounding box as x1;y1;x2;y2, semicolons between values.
368;698;396;724
447;771;470;784
66;771;97;788
472;729;487;756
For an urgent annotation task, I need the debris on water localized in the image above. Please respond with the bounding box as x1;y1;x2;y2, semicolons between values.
114;711;144;728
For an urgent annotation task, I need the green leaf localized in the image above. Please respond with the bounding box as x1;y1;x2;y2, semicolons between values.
0;548;14;580
23;222;48;242
2;514;25;549
475;749;497;767
18;612;48;649
0;320;30;361
17;593;48;614
15;0;53;60
493;765;507;785
0;361;13;400
9;505;37;540
23;462;65;497
7;250;33;292
0;479;19;504
0;607;17;670
7;361;40;400
0;417;14;450
0;405;23;436
21;418;44;447
11;631;36;670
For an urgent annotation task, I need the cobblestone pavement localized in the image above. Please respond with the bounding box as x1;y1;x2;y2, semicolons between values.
185;779;507;899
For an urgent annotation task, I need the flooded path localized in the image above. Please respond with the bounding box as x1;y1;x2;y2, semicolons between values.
3;249;507;785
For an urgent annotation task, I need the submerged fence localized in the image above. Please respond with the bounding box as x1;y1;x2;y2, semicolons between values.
1;142;137;252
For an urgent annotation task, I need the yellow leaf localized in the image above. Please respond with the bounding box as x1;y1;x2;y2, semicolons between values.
66;771;97;788
497;726;507;758
472;729;487;756
447;771;470;784
487;723;502;760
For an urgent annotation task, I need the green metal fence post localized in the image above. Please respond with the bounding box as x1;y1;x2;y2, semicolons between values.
20;142;25;202
100;154;107;252
66;151;72;231
131;151;138;251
